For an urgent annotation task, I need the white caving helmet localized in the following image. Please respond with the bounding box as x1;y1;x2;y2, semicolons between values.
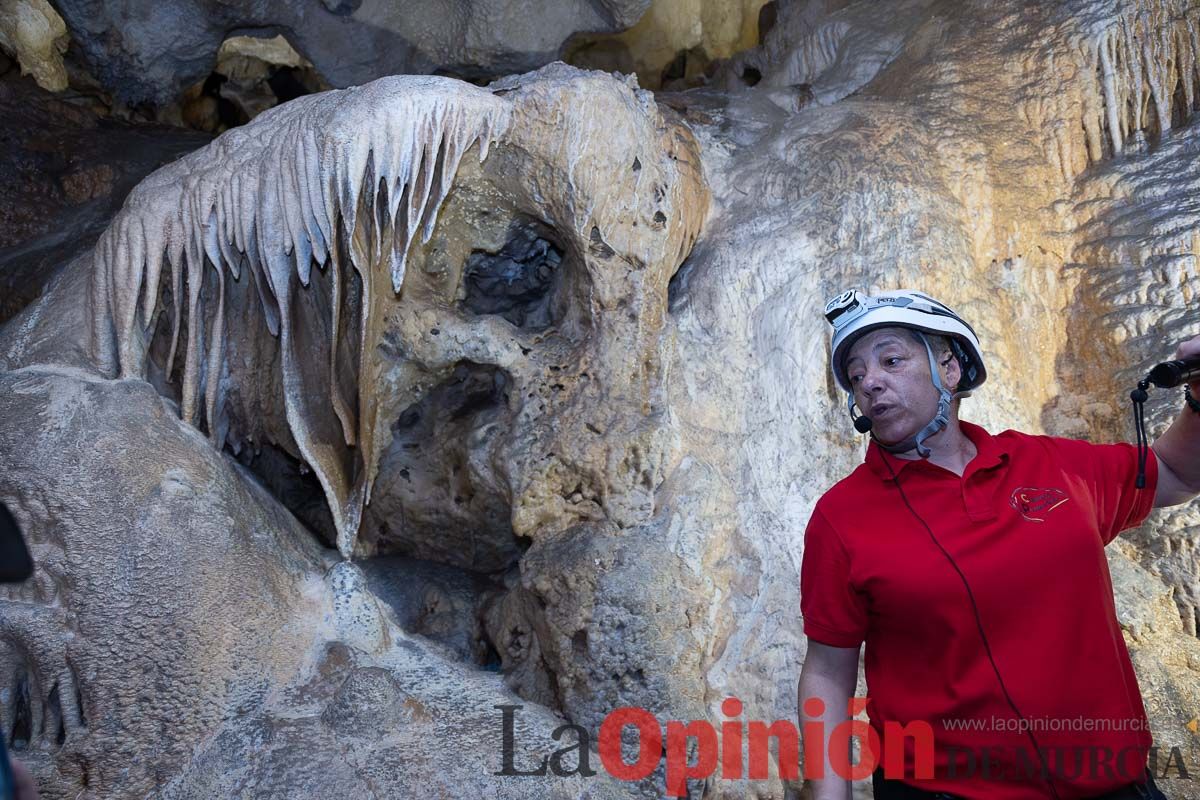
823;289;986;457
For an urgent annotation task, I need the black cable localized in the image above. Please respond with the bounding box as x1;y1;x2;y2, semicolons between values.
877;448;1063;800
1131;381;1150;489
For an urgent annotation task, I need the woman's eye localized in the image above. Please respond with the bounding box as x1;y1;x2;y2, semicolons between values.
885;357;901;366
850;374;863;384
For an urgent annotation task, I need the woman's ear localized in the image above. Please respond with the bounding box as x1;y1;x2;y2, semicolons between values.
939;350;962;393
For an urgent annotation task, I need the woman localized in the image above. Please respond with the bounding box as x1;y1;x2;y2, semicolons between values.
798;289;1194;800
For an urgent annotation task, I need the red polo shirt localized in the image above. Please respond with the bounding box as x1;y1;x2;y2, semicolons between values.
800;421;1159;799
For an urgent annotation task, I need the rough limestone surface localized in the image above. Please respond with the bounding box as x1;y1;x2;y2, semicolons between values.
0;77;210;325
565;0;772;89
0;0;69;92
47;0;652;106
3;0;1200;798
1;63;710;799
212;35;330;125
0;365;633;799
661;0;1200;796
0;366;329;798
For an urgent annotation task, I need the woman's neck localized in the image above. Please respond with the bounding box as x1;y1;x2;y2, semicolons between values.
891;418;977;476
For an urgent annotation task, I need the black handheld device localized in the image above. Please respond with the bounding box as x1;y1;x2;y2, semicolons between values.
1131;353;1200;488
1145;353;1200;388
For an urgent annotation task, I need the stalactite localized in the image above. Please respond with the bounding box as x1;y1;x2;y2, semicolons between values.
86;75;512;556
1050;0;1200;180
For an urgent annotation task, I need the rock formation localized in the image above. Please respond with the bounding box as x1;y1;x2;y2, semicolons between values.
2;63;711;798
0;78;210;324
46;0;653;106
0;0;67;92
566;0;771;90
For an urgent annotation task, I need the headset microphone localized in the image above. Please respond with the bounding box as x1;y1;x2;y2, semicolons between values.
847;398;874;433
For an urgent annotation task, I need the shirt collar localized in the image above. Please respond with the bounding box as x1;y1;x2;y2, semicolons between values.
864;419;1009;481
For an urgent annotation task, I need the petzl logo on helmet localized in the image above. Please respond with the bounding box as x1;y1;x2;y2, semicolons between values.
1009;487;1069;522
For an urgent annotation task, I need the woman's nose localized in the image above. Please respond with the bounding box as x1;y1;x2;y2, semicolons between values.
861;363;885;393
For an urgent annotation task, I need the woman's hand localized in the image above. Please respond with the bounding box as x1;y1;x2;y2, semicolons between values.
1152;333;1200;508
1173;333;1200;395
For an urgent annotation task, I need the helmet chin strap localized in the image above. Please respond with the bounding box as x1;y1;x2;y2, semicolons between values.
853;334;954;459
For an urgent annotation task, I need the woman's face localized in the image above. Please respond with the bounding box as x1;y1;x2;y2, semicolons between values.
844;327;959;446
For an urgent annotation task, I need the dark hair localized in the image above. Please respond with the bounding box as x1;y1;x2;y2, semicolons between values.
904;328;950;354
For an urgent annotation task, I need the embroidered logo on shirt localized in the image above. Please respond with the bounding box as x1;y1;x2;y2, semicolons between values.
1009;487;1069;522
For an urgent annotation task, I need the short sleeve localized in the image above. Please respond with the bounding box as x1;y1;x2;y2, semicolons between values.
1043;437;1158;546
800;505;868;647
